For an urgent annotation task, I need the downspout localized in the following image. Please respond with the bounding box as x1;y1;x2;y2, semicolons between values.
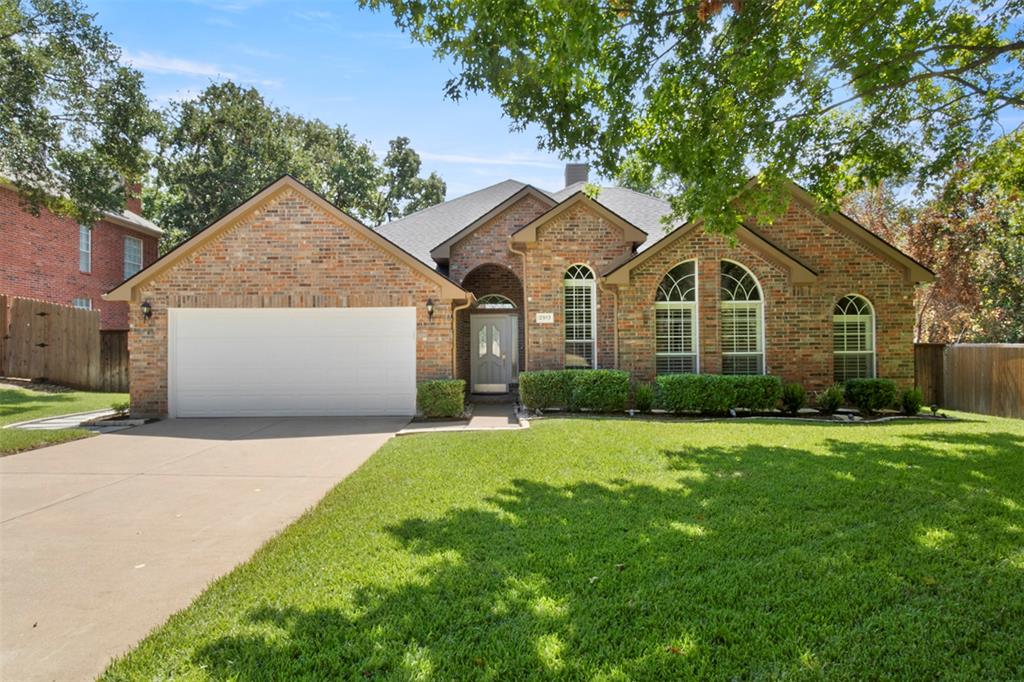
509;241;529;371
451;293;475;378
598;278;619;369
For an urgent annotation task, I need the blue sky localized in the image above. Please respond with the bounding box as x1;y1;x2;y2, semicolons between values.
85;0;572;199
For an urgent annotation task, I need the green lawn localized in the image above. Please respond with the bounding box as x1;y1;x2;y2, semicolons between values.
103;415;1023;680
0;385;127;454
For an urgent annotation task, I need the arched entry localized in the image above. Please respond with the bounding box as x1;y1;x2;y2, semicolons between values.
459;264;525;393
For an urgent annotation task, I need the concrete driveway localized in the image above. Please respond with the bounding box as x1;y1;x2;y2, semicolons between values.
0;416;408;682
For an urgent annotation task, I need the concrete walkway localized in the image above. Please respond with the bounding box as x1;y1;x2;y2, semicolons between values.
398;401;523;435
5;409;128;433
0;416;407;682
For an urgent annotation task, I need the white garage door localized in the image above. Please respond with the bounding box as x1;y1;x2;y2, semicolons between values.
168;308;416;417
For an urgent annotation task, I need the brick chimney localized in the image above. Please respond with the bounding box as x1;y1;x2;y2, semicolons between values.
564;162;589;188
124;181;142;214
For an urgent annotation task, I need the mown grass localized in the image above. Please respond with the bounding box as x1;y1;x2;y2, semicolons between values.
0;386;127;454
103;415;1024;680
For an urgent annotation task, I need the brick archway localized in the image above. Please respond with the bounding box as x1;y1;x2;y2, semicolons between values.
457;263;525;391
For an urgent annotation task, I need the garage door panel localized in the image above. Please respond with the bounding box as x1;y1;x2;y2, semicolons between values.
169;308;416;417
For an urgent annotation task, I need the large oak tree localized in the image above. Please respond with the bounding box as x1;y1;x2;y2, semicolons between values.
149;82;445;250
364;0;1023;232
0;0;155;222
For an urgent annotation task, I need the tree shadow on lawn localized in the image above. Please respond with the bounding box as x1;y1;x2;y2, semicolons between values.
194;433;1024;680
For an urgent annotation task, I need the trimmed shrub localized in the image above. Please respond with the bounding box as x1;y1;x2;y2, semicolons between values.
570;370;631;412
417;380;465;418
900;388;924;416
728;375;783;411
111;399;130;416
632;383;655;413
655;374;736;414
781;383;806;415
518;370;573;410
816;384;844;414
844;378;897;415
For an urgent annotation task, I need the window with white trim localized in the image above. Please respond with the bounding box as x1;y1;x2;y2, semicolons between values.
833;294;876;381
71;298;91;310
79;225;91;273
655;260;698;374
720;261;764;375
564;264;596;369
476;294;515;309
124;235;143;279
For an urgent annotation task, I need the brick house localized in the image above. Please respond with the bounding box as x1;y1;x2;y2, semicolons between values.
106;171;932;418
1;182;161;329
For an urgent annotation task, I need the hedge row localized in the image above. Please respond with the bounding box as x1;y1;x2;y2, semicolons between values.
654;374;782;414
518;372;916;416
519;370;630;412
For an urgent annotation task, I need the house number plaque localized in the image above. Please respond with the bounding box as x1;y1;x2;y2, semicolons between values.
535;312;554;324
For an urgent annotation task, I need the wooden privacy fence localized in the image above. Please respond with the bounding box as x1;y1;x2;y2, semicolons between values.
916;342;1024;419
0;295;129;392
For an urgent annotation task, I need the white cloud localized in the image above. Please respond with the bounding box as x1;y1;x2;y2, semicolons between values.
293;9;334;21
419;151;562;169
123;50;282;88
124;51;231;78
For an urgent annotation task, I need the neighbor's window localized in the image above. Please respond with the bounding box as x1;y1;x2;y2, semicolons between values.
124;236;143;279
833;294;876;381
655;260;698;374
71;298;91;310
563;264;596;369
79;225;91;273
720;260;764;375
476;294;515;309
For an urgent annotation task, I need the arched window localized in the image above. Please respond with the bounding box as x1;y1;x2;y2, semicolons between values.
720;261;764;375
833;294;875;381
476;294;516;309
655;261;698;374
564;264;596;369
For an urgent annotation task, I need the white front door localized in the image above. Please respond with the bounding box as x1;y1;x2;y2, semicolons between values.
470;314;516;393
167;307;416;417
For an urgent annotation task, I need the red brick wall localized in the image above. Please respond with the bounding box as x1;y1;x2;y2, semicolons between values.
448;194;549;284
0;186;158;329
616;201;916;391
128;187;454;416
522;204;635;370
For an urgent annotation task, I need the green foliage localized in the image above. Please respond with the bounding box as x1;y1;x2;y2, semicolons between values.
655;374;783;414
365;0;1023;234
815;384;845;415
568;370;631;412
100;417;1024;680
110;399;130;416
727;375;782;411
844;379;898;416
519;370;630;412
149;83;445;249
0;0;157;223
781;383;807;415
518;370;574;410
655;374;735;415
632;383;654;413
416;380;465;418
900;388;925;416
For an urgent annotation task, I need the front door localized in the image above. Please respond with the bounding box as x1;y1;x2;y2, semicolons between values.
470;314;517;393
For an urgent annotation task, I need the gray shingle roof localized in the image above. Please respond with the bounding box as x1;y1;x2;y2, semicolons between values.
378;178;675;267
377;179;531;267
551;182;674;251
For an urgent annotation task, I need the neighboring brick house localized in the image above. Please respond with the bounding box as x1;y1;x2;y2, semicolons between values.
107;172;931;418
1;182;161;329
